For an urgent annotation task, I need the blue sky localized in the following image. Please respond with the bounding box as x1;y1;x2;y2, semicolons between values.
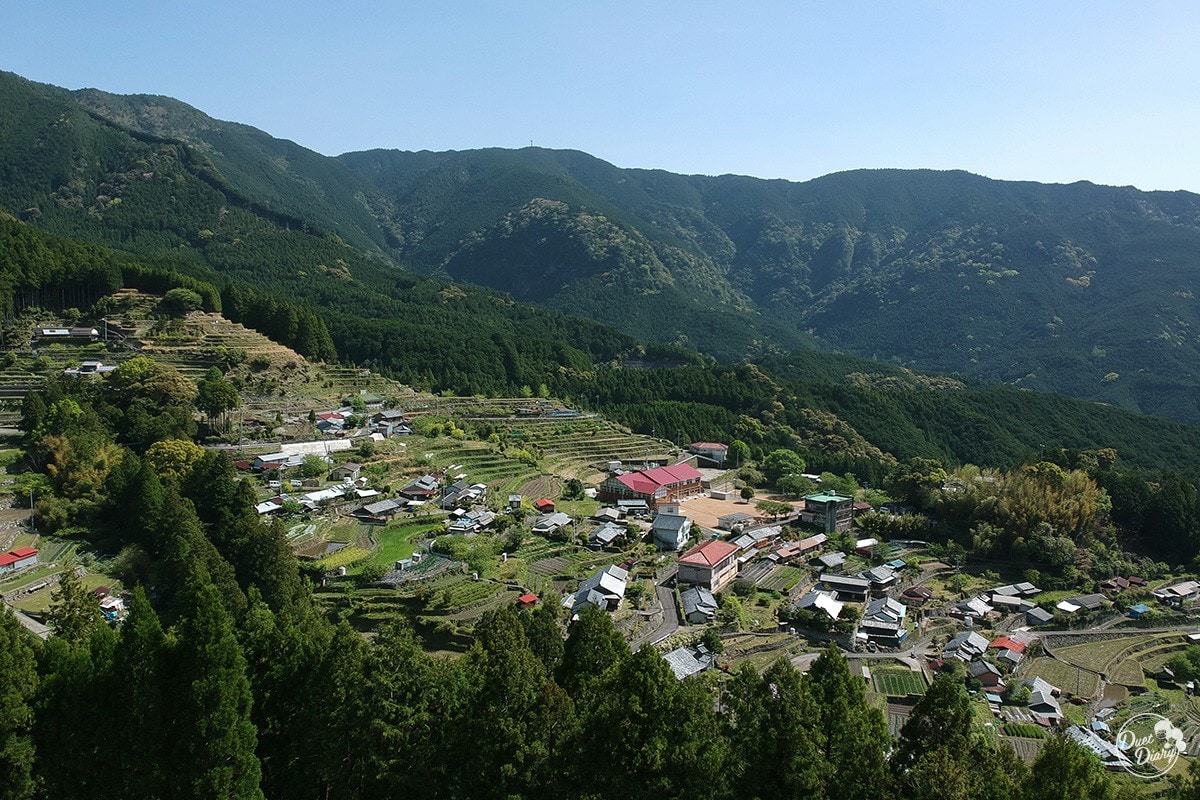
4;2;1198;191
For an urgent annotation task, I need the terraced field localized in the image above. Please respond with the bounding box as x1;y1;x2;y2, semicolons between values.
498;417;676;480
1022;657;1101;699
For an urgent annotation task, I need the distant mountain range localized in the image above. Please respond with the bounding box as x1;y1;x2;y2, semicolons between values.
4;69;1200;423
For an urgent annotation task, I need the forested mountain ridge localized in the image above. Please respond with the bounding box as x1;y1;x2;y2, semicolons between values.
6;69;1200;424
340;148;1200;422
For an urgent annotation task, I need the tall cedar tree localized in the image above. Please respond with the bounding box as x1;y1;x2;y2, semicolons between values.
0;610;38;800
112;587;169;800
807;645;892;799
169;572;265;800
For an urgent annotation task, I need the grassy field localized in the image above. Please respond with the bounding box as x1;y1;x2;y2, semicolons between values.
873;667;928;697
1022;657;1101;699
357;520;442;572
10;571;116;614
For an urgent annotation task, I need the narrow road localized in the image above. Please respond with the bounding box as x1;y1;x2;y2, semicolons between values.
6;607;50;640
630;566;680;650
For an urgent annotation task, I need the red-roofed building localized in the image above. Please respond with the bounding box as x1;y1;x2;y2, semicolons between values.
598;463;703;509
0;547;38;572
989;636;1028;655
516;593;539;607
677;539;740;593
534;498;556;513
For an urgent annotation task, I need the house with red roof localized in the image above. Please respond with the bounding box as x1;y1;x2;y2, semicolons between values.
0;547;38;572
598;463;703;509
677;539;740;593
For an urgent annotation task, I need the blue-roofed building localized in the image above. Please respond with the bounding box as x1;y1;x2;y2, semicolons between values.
1129;603;1152;618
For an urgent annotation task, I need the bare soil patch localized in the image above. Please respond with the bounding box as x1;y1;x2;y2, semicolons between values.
678;494;801;530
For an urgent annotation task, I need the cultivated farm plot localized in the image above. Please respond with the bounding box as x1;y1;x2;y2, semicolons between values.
873;668;928;697
1023;657;1101;699
530;555;570;577
886;705;911;738
1005;737;1045;763
1002;723;1046;739
758;565;804;592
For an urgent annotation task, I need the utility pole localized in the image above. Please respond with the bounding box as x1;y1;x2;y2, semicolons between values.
29;489;35;533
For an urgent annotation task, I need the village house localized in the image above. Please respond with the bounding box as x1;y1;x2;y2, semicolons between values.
566;565;629;614
860;565;897;594
854;537;879;556
651;512;692;551
717;511;755;531
677;539;740;593
330;462;362;481
900;585;932;604
688;442;728;467
447;509;497;534
1154;580;1200;608
591;507;623;523
793;589;844;621
533;512;572;536
990;581;1042;598
1100;575;1146;595
0;547;39;572
796;533;828;555
399;475;439;501
351;498;406;522
954;595;994;619
616;499;650;518
801;493;855;533
662;644;715;680
534;498;556;514
859;596;908;646
814;552;846;571
943;630;990;661
1025;606;1055;626
819;573;870;603
598;463;704;510
1025;677;1064;725
681;586;719;624
967;659;1005;690
589;521;627;549
989;593;1033;614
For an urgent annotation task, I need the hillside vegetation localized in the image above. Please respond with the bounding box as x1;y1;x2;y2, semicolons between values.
7;69;1200;423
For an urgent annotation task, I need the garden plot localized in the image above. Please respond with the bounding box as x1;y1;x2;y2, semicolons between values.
873;667;928;697
757;565;804;593
530;555;571;577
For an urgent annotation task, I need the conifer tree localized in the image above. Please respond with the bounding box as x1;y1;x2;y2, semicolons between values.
112;587;169;800
1023;731;1115;800
808;645;892;799
169;572;264;800
0;610;38;800
46;562;102;645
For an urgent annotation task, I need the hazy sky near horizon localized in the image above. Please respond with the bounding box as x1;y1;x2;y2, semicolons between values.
5;2;1198;191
